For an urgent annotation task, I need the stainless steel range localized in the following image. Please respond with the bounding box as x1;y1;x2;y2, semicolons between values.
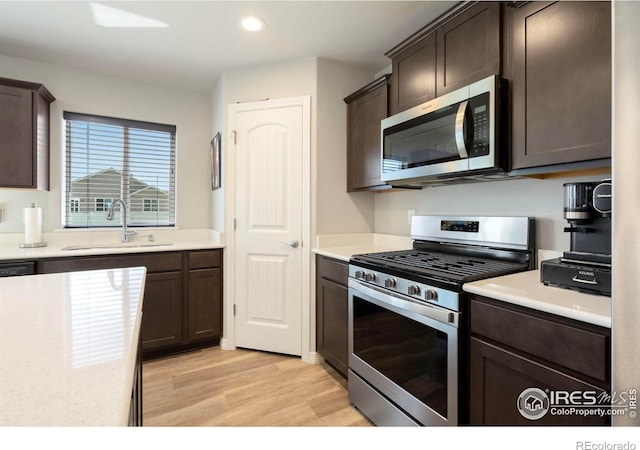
348;216;535;426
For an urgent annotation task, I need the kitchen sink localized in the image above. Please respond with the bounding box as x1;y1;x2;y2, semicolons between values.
61;242;173;251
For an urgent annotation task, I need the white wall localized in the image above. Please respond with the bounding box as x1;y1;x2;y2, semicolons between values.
0;53;213;232
316;58;375;235
374;173;611;253
210;75;225;232
612;0;639;426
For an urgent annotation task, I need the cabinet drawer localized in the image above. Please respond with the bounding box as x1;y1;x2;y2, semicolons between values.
317;256;348;286
39;252;182;274
188;250;222;269
470;297;610;383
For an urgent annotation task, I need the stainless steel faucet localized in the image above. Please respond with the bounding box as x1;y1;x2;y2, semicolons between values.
106;199;137;243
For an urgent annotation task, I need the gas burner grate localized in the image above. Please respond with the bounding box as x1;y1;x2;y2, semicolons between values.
355;250;526;280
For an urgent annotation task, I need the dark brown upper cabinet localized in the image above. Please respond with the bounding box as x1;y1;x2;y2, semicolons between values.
506;1;612;172
436;2;501;96
386;2;501;115
0;77;55;190
344;74;390;191
388;32;436;115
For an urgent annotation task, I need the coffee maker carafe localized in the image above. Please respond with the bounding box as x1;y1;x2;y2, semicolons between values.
540;179;612;296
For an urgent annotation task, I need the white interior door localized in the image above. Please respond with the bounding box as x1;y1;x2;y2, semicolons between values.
232;100;305;356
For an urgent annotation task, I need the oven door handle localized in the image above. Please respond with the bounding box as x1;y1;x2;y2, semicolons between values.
454;100;470;159
348;278;459;328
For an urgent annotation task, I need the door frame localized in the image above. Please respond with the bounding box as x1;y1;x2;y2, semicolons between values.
222;96;314;363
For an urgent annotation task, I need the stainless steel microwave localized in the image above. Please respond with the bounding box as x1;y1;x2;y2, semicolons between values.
381;75;506;185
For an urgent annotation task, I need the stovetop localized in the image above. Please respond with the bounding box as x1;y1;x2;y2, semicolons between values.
351;249;529;286
349;216;535;291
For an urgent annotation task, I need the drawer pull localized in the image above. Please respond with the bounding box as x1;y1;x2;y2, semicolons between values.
572;275;598;285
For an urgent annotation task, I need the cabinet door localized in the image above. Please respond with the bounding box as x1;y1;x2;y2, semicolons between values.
315;256;349;377
436;2;501;96
141;271;183;351
508;1;611;170
0;85;33;187
316;277;348;377
390;32;436;114
188;268;222;341
469;337;610;426
346;78;389;191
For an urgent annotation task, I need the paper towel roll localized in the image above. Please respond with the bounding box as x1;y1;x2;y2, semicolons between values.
24;205;43;245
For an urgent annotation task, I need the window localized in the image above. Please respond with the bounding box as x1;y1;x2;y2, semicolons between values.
70;198;80;213
95;198;113;212
143;198;159;212
64;112;176;228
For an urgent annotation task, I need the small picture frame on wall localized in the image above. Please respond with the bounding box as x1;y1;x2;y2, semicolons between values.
211;132;221;190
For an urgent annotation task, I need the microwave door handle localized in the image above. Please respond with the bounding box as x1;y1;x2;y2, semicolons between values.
455;100;469;159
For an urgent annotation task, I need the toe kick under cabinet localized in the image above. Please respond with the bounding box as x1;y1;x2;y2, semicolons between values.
38;249;223;359
468;294;611;426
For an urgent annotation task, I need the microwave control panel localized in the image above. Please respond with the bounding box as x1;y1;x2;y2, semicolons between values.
470;93;490;157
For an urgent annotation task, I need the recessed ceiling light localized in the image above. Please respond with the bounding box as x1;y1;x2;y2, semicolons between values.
90;2;168;28
240;16;265;32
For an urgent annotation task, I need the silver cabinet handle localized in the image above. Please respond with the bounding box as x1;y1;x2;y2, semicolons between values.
572;276;598;285
455;100;469;159
283;240;299;248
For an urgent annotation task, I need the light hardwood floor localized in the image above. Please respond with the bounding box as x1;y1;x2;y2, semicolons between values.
142;346;372;427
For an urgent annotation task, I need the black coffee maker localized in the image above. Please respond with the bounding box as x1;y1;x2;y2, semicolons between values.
540;179;612;296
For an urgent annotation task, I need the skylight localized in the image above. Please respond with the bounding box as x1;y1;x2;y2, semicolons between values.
90;2;168;28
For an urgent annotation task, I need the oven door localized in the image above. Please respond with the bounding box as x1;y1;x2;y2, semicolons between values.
348;278;459;426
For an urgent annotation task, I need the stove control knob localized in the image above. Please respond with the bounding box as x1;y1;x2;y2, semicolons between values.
354;270;365;279
425;289;439;301
384;278;397;288
364;272;377;282
408;285;421;296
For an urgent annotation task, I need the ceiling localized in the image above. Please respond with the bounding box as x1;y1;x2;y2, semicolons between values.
0;1;457;93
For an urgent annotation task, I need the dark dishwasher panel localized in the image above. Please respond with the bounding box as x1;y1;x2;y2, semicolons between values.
0;261;36;277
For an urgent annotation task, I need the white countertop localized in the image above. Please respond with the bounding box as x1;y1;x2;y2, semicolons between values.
0;228;224;261
463;270;611;328
312;233;413;262
0;267;146;426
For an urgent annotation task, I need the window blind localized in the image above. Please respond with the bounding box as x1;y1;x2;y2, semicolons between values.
63;112;176;228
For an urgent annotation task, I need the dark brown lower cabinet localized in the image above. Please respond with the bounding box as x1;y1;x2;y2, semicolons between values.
316;255;349;378
38;249;223;359
128;338;143;426
470;338;609;426
188;268;222;341
469;294;611;426
141;271;183;350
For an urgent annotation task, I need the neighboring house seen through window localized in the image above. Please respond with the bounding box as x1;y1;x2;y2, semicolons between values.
143;198;159;212
63;112;176;228
95;198;113;212
70;198;80;213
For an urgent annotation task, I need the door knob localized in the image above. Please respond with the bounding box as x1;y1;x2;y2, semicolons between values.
284;240;299;248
